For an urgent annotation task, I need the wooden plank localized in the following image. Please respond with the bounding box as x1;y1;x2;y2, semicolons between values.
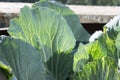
0;2;32;13
68;5;120;16
68;5;120;23
0;2;32;27
0;2;120;26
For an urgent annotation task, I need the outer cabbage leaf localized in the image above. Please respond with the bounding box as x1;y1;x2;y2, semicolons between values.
32;1;90;41
73;41;107;73
73;37;119;80
73;29;118;74
8;6;75;80
8;6;75;62
73;15;120;80
73;43;89;72
0;37;46;80
73;57;118;80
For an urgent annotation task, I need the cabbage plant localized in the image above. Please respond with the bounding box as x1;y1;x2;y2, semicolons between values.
0;0;89;80
0;0;120;80
73;15;120;80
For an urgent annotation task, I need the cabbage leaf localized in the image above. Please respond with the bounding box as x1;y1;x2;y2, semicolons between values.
74;57;118;80
8;6;75;80
0;37;46;80
32;0;90;41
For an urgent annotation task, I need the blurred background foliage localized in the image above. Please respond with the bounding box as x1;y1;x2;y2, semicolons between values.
67;0;120;6
0;0;120;6
0;0;38;3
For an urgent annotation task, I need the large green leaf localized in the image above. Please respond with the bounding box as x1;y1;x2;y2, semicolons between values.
32;1;90;41
0;37;46;80
8;6;75;80
8;6;75;61
73;57;118;80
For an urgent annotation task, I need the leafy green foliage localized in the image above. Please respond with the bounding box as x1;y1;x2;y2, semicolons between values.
73;57;118;80
46;51;73;80
8;3;75;80
8;6;75;62
67;0;120;6
104;15;120;59
73;44;89;72
0;37;46;80
0;0;38;3
0;37;73;80
0;1;120;80
73;15;120;80
32;0;90;41
73;40;118;80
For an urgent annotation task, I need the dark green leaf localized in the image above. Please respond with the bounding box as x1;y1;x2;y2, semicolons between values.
0;37;46;80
